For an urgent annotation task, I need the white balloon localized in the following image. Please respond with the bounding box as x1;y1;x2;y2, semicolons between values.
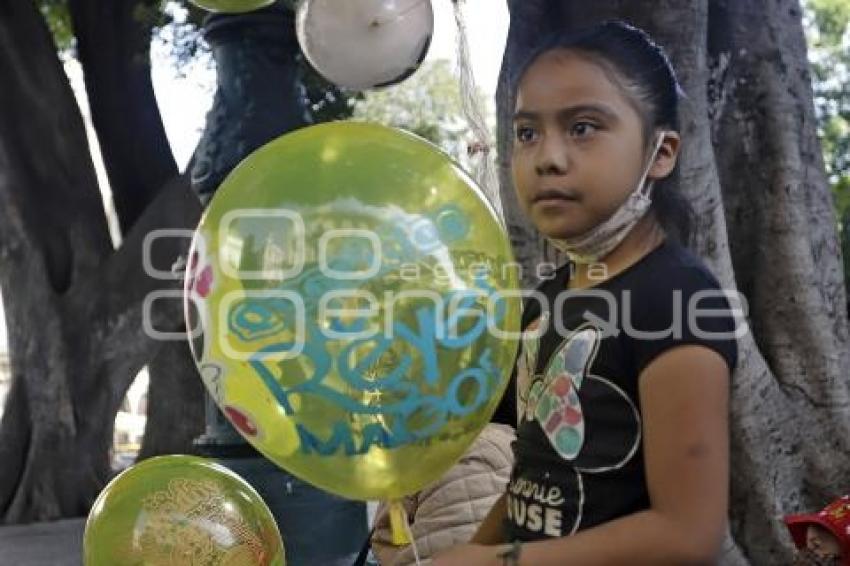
296;0;434;90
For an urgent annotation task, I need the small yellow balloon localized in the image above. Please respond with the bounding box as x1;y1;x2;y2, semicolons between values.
185;121;521;502
189;0;276;14
83;455;285;565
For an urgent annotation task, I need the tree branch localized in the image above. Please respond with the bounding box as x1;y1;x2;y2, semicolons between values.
68;0;179;234
0;0;112;290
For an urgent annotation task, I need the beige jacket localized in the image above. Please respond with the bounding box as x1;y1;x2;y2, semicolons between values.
371;424;515;565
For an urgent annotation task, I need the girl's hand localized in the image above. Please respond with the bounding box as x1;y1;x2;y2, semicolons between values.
431;543;502;566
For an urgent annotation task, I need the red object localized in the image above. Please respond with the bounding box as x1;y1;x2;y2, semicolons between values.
195;265;213;297
224;405;259;437
785;495;850;565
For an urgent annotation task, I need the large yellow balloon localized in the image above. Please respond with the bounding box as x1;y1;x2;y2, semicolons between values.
189;0;275;13
84;455;285;565
185;122;521;501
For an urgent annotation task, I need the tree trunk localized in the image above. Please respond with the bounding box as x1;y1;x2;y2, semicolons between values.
0;0;113;523
709;0;850;562
497;0;850;562
68;0;179;233
67;0;209;461
137;336;205;461
0;0;201;521
0;170;199;524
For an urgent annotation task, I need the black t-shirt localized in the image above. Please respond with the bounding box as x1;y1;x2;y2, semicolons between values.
497;240;739;541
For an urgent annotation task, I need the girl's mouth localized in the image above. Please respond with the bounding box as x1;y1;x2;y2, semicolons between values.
533;189;580;205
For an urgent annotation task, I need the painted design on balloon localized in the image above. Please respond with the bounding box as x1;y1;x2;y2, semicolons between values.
223;199;508;457
137;478;270;565
433;203;472;243
224;405;262;439
187;249;215;299
186;233;216;364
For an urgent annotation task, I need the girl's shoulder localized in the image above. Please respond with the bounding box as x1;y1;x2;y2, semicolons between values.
622;240;739;374
627;239;725;296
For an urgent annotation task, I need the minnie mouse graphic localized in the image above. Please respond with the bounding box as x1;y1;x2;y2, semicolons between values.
510;313;642;537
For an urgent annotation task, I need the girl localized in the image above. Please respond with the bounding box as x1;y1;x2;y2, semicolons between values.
434;21;739;566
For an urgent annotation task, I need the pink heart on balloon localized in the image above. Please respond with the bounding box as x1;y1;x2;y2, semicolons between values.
195;265;213;298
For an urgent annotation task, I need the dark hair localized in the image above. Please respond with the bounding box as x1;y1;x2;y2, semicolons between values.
511;21;693;245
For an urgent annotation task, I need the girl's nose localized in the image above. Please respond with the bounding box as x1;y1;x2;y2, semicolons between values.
534;134;570;176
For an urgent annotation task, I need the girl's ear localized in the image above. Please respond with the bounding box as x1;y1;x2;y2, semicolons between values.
648;131;681;181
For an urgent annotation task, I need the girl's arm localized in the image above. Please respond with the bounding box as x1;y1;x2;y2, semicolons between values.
470;493;508;545
434;344;730;566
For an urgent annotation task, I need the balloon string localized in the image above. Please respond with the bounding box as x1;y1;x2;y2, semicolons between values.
452;0;503;220
404;511;423;566
387;501;422;565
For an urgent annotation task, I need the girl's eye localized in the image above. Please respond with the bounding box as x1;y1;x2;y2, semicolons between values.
515;125;538;144
571;121;599;138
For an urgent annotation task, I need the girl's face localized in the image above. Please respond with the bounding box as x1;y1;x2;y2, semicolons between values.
511;49;677;240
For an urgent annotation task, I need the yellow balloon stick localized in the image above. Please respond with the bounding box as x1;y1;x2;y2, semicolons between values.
389;500;412;546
